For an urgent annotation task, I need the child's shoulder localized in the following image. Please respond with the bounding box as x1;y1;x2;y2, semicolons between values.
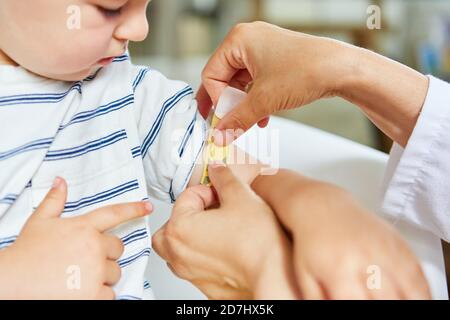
95;55;190;95
88;56;195;117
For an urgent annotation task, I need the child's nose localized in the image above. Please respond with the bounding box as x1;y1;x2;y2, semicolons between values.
114;11;149;42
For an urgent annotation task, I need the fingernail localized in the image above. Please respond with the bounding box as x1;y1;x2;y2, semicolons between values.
213;130;235;146
224;130;237;145
209;161;226;169
212;130;225;146
52;177;63;189
143;201;153;213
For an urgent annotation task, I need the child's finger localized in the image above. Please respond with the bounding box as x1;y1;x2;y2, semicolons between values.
83;201;152;232
103;234;125;261
97;286;116;300
32;177;67;219
104;260;122;286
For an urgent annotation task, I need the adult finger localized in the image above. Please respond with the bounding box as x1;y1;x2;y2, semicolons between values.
296;267;325;300
367;271;401;300
152;226;171;262
171;185;216;219
214;84;270;144
201;44;243;107
326;276;370;300
388;263;431;300
257;117;270;128
207;163;254;204
196;85;213;119
228;69;252;92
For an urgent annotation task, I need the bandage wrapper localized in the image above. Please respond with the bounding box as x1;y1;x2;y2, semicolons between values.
200;87;247;186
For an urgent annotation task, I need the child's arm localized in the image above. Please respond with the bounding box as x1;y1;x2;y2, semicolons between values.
189;144;265;188
251;169;431;299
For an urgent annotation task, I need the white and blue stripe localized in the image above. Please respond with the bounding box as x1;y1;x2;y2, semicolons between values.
118;248;151;268
0;57;205;299
0;82;81;108
59;94;134;130
121;228;148;246
131;146;142;158
45;130;127;161
0;235;16;249
132;68;151;91
63;180;140;214
141;86;194;157
113;55;130;63
0;194;18;205
178;111;197;157
117;295;142;300
0;138;54;162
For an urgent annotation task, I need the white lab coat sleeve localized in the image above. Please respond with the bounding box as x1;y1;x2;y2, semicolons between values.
381;76;450;242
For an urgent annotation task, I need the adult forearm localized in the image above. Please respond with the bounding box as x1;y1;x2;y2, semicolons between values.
337;46;429;147
252;169;353;235
252;170;318;233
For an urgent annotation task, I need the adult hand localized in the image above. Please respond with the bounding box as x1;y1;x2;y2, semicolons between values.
152;164;300;300
198;22;428;147
253;170;432;300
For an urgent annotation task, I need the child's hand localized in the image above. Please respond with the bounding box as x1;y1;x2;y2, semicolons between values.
0;177;152;300
253;170;431;300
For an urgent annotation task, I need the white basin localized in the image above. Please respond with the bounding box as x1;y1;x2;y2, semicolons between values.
146;116;448;300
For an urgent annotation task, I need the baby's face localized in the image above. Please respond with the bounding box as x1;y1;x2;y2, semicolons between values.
0;0;150;81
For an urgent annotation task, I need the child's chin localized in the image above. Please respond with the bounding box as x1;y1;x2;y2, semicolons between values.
45;67;99;82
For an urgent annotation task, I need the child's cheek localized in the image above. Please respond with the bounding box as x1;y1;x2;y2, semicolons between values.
52;24;114;72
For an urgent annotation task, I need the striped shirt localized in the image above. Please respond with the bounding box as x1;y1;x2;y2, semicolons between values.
0;55;207;299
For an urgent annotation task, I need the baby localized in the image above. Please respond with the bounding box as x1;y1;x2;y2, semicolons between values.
0;0;267;300
0;0;428;300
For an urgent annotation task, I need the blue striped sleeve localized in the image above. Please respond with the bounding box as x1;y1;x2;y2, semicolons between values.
132;69;208;203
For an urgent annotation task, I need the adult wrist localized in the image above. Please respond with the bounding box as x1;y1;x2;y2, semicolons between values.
335;45;429;146
329;41;367;99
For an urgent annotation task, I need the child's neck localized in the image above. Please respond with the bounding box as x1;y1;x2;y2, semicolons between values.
0;49;18;66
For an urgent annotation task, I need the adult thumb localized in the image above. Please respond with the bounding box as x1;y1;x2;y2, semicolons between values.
208;164;251;204
215;86;269;145
172;185;216;219
33;177;68;219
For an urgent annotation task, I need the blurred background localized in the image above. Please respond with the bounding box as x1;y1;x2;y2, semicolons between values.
130;0;450;151
130;0;450;296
